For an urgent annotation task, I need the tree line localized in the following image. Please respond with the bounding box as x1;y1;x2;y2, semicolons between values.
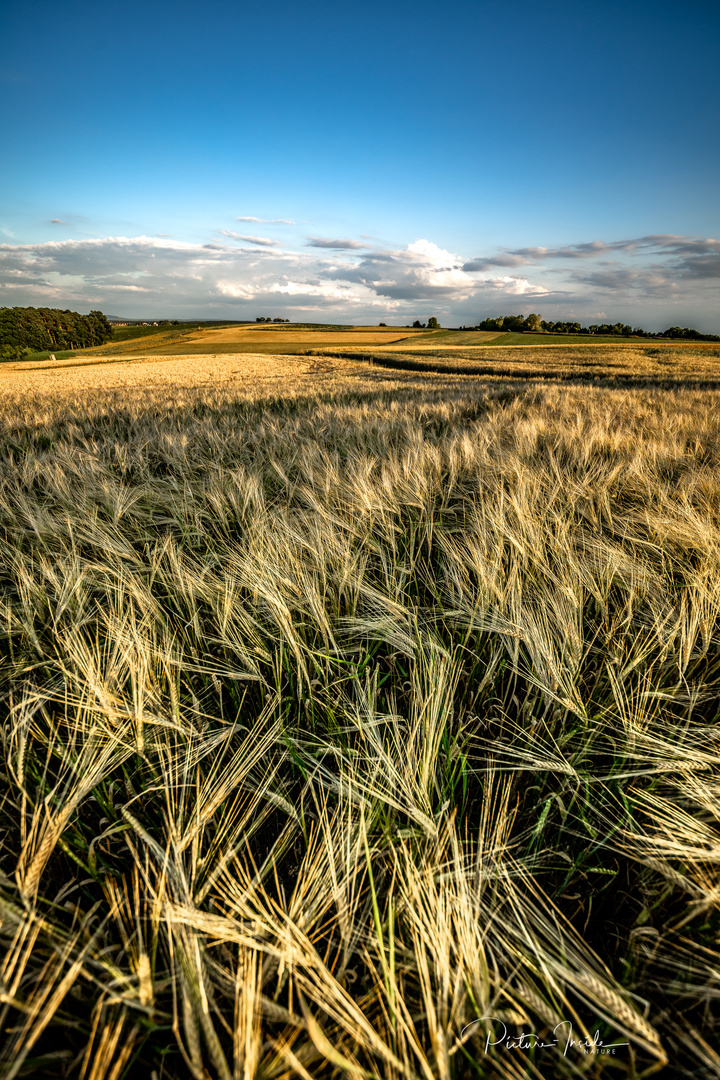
474;313;720;340
0;306;114;357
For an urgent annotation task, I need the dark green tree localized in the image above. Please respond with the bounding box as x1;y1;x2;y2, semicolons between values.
88;310;113;344
0;306;113;351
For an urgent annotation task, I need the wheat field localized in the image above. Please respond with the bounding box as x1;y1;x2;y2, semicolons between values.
0;353;718;1078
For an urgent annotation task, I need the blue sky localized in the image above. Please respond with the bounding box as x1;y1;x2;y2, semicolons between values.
1;0;719;329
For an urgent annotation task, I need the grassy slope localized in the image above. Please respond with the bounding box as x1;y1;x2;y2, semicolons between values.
0;367;718;1077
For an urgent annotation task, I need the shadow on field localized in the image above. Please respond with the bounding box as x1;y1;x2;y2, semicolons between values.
0;382;528;448
317;349;720;391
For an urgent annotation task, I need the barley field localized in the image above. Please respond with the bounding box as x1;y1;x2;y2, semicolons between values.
0;348;719;1078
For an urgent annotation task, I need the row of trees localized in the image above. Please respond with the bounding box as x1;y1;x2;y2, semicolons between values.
476;314;542;333
0;307;114;353
474;313;719;340
661;326;720;341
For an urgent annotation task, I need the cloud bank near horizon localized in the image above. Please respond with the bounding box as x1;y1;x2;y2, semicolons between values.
0;232;718;329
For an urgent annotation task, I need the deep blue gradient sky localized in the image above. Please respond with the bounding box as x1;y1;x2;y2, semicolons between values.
2;0;719;328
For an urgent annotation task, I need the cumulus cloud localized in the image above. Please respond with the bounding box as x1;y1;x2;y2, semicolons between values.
50;218;66;225
321;239;549;302
322;239;472;299
482;275;550;296
267;281;363;300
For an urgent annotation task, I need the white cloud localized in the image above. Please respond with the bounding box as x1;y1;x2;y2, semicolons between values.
483;275;550;296
405;239;457;266
320;238;547;304
268;280;384;302
215;280;256;299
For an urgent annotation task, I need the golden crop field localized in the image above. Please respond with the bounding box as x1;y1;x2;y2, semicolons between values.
0;343;719;1078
